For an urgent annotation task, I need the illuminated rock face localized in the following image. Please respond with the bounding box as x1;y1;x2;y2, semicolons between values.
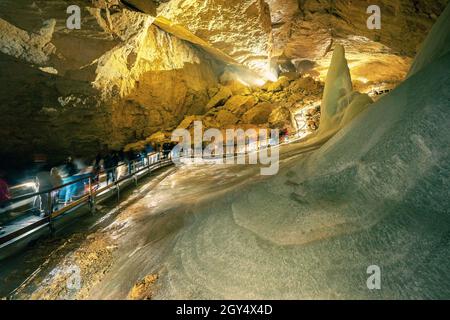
0;1;223;167
92;13;222;148
152;0;447;87
265;0;449;85
0;18;56;64
167;73;323;136
157;0;273;75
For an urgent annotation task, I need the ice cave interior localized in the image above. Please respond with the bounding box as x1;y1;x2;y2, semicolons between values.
0;0;449;300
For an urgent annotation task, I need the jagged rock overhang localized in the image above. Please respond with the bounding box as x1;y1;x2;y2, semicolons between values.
117;0;273;83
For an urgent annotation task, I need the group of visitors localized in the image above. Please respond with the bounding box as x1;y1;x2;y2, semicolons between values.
279;128;290;143
34;156;83;217
0;141;170;231
0;170;10;204
35;166;62;216
30;151;146;216
94;143;157;185
0;170;11;234
162;142;176;159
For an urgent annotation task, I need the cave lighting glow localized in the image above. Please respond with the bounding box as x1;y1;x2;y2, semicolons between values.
358;77;369;84
263;69;278;82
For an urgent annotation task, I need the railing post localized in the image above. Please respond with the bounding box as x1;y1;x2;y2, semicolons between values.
47;190;53;217
48;191;55;235
116;180;120;204
89;176;95;214
133;160;138;186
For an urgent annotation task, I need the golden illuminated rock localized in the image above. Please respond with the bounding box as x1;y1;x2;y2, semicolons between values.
266;0;448;84
156;0;273;75
222;81;252;96
268;106;291;128
224;95;258;116
242;102;276;125
216;109;239;126
206;86;233;110
0;1;223;164
128;274;158;300
265;76;290;92
177;115;202;130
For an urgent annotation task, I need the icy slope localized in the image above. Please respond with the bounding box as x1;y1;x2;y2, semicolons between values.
89;4;449;299
153;51;450;299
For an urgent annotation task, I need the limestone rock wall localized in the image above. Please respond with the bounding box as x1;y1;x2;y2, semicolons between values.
266;0;449;85
148;0;448;86
0;0;224;169
156;0;273;75
168;73;324;140
0;53;110;169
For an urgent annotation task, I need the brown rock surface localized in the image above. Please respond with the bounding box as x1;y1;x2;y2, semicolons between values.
206;86;233;110
157;0;273;75
128;274;158;300
0;1;224;167
266;0;449;84
268;106;291;128
264;75;290;92
216;109;239;126
224;95;258;116
242;102;276;125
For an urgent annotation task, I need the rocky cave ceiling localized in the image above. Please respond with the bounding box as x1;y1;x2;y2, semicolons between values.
122;0;449;84
2;0;448;85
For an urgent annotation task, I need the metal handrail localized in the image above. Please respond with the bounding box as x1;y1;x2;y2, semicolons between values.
0;152;171;247
0;152;161;206
1;135;292;209
174;136;289;160
1;175;89;205
0;135;295;248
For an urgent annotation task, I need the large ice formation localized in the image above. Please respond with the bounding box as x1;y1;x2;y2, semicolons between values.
314;44;372;142
148;48;450;300
319;44;353;128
